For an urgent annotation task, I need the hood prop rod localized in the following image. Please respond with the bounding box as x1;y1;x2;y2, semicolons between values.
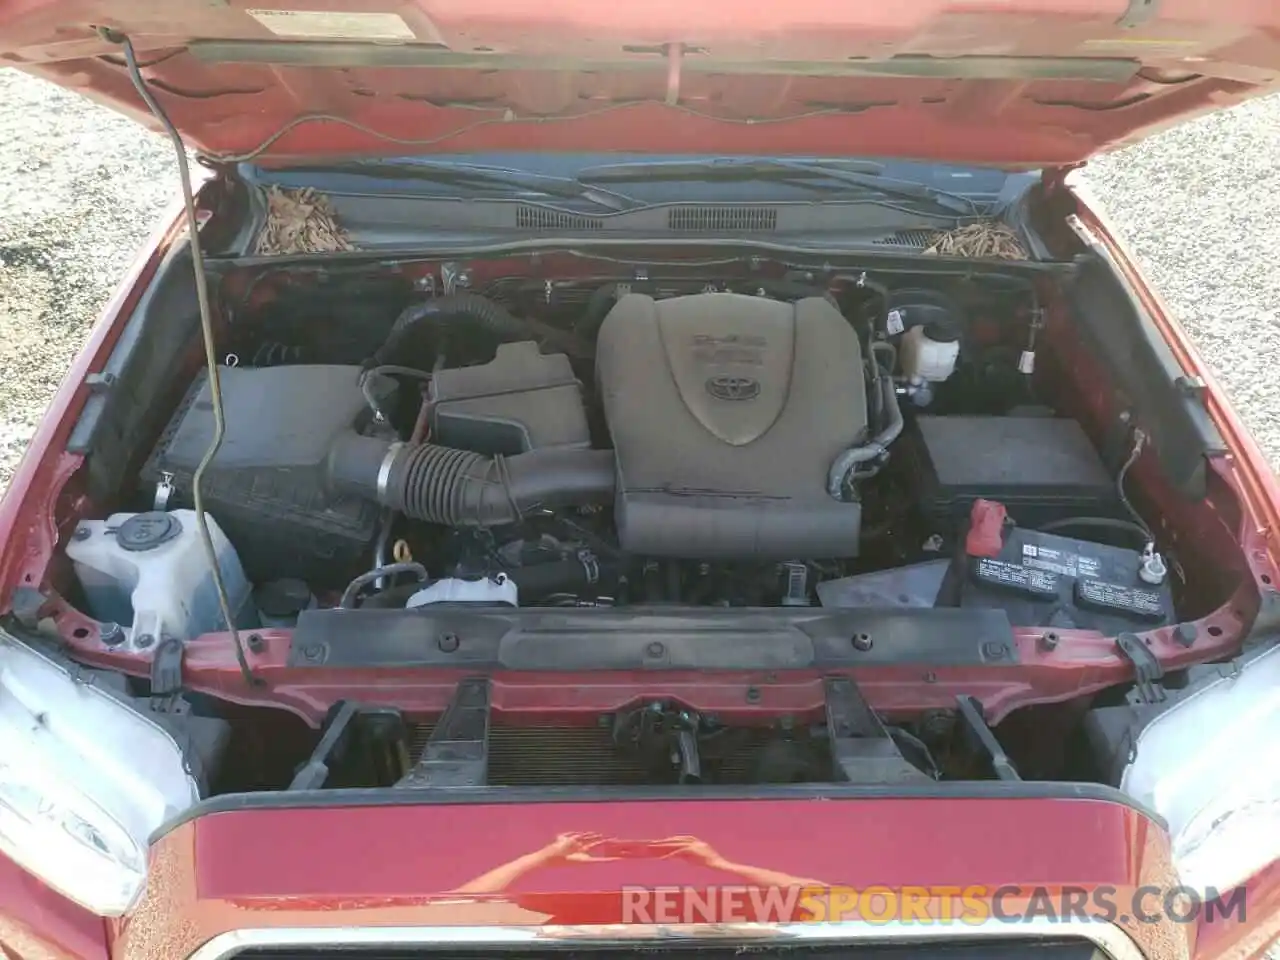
103;29;259;688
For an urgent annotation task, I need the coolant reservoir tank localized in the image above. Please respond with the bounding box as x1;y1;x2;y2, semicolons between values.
66;510;256;649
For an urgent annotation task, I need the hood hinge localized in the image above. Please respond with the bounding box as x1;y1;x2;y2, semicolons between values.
196;154;236;181
1042;162;1086;195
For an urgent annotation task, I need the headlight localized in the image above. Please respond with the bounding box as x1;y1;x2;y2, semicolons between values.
1121;642;1280;892
0;631;200;916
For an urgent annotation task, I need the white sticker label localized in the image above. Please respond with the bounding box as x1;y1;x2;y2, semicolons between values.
247;9;417;41
886;309;905;336
1020;543;1101;579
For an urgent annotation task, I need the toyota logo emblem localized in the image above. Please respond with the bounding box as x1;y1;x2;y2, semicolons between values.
705;375;761;401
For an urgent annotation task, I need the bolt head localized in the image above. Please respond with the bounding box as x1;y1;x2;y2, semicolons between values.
851;632;873;651
135;633;155;649
437;632;460;653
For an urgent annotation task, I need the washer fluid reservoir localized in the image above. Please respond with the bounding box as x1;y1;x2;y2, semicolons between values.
66;510;257;647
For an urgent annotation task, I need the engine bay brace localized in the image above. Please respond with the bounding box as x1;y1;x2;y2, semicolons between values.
396;677;491;788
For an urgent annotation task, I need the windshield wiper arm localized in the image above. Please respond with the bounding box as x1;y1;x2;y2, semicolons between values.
577;158;977;215
267;161;639;211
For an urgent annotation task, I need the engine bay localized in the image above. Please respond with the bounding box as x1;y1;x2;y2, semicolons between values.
39;247;1264;794
83;261;1169;621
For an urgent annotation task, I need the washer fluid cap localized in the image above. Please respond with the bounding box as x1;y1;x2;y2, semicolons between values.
116;512;183;552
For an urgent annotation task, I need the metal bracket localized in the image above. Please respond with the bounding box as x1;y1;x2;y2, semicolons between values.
149;637;185;711
150;637;183;695
84;371;117;394
612;702;704;783
824;677;930;784
956;695;1020;781
9;587;46;629
1117;0;1159;29
439;262;470;295
1115;632;1166;704
1174;375;1208;405
397;678;491;788
153;471;175;511
289;700;362;790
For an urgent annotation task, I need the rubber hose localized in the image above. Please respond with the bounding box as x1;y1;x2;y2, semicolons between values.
826;375;904;498
340;562;428;608
574;282;630;338
370;293;535;367
509;557;617;598
328;432;616;527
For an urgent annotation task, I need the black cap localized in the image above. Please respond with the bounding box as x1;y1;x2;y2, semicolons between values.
922;320;960;344
116;512;183;552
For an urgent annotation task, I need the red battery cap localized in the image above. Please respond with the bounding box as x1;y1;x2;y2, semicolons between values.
965;499;1008;557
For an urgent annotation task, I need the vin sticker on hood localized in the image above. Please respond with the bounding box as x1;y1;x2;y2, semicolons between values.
246;9;417;41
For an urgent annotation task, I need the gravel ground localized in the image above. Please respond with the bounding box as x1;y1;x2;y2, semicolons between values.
1;70;1279;489
0;71;175;483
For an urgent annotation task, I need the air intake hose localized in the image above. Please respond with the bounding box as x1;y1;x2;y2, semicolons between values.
328;432;616;526
369;293;537;368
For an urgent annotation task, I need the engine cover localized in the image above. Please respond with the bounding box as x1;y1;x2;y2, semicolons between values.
597;292;866;558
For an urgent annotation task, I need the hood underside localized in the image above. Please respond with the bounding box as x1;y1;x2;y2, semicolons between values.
3;0;1280;166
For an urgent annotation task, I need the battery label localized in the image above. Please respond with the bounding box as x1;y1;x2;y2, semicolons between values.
1074;578;1165;620
972;557;1059;599
1021;542;1102;579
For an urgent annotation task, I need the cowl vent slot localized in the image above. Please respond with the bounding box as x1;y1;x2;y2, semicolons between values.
872;228;939;248
515;205;605;231
667;205;778;232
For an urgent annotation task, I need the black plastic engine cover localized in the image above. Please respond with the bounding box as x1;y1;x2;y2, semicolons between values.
596;292;866;558
428;341;591;456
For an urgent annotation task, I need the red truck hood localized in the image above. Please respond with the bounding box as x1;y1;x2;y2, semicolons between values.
2;0;1280;166
122;791;1181;958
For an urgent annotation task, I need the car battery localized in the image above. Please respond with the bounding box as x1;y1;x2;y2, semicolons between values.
945;499;1175;635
